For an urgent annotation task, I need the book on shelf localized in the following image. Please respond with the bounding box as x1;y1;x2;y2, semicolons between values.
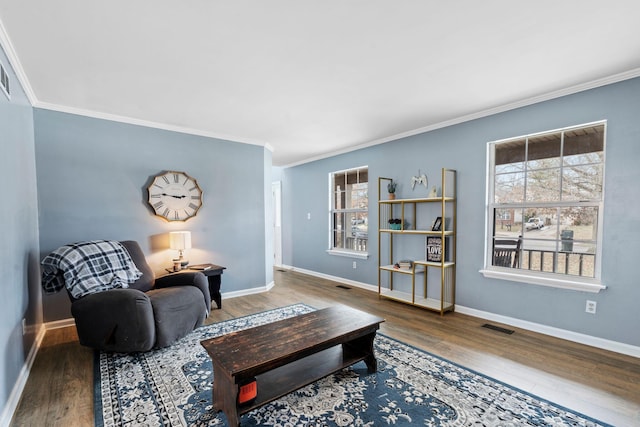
397;259;413;269
189;264;212;271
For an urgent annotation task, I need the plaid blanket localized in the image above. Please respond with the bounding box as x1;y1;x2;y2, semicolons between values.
41;240;143;299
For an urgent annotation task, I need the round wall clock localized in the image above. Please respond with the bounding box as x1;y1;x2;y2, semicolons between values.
147;171;203;221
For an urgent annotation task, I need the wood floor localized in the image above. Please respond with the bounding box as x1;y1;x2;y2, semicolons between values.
11;269;640;426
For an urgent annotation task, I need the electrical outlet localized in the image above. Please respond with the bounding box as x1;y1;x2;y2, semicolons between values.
352;261;357;269
22;319;26;335
307;212;311;220
585;300;597;314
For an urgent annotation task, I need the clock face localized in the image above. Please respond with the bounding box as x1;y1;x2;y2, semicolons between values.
147;171;203;221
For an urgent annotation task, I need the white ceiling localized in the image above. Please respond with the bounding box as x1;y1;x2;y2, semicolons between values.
1;1;639;166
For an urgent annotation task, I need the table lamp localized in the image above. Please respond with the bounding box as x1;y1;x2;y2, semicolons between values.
169;231;191;267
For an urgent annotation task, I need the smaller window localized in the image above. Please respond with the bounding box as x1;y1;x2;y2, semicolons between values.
0;62;10;99
328;166;368;258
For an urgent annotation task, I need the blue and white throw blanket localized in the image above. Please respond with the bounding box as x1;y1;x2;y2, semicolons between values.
41;240;143;299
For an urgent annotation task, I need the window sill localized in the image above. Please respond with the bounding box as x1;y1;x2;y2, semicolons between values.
479;268;606;293
326;249;369;260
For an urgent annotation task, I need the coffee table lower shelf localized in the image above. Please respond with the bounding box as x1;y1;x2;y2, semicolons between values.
236;343;370;416
202;305;384;426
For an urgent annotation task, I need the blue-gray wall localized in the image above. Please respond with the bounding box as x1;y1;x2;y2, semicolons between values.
283;77;640;348
34;109;272;322
1;39;638;421
0;46;40;419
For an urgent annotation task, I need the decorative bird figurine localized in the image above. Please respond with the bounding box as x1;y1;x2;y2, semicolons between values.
411;170;428;189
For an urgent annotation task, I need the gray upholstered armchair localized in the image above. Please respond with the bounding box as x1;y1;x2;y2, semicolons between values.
46;240;210;353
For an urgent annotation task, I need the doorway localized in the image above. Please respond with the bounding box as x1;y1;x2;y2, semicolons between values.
272;181;282;266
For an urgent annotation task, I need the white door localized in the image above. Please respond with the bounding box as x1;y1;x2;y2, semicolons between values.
272;181;282;266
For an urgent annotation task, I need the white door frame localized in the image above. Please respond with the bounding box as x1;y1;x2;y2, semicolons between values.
272;181;282;266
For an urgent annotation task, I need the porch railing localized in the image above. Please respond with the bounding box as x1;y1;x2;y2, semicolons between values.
515;248;595;278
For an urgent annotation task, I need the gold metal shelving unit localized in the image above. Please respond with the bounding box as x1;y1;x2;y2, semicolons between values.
377;168;457;315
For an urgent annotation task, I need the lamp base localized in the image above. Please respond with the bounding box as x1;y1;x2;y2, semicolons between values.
176;252;189;268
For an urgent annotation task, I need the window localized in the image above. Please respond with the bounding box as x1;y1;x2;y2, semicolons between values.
0;61;10;99
482;122;606;292
328;166;369;258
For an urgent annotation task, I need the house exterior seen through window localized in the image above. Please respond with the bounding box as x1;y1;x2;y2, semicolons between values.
328;166;368;257
483;122;606;292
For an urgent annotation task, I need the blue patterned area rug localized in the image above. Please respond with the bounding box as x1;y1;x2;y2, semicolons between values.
95;303;610;426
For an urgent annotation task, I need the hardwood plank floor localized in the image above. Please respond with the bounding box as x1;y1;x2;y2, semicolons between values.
11;269;640;426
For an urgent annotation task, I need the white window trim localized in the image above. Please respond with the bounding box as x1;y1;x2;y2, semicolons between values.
479;268;605;293
326;248;370;259
481;121;607;293
328;165;369;258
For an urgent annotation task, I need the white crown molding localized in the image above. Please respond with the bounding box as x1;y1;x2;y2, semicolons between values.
2;15;275;155
283;68;640;168
34;101;272;149
3;7;639;169
0;17;37;104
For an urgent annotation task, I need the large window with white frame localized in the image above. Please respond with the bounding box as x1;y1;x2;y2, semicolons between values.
328;166;368;257
482;121;606;292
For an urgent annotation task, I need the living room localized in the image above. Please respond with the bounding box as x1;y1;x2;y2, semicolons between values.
2;3;640;426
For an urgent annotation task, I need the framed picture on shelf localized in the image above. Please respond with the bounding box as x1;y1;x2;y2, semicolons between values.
426;236;449;262
432;217;442;231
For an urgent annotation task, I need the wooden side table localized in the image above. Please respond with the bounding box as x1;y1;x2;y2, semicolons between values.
189;264;226;309
165;264;226;309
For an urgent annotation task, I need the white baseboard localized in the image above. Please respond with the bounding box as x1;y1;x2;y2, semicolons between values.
283;266;640;359
455;305;640;359
0;323;46;427
221;281;274;300
283;265;379;293
45;318;76;330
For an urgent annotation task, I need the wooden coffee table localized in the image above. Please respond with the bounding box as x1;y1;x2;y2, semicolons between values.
201;305;384;426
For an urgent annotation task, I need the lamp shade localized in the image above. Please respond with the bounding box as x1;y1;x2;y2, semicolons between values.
169;231;192;250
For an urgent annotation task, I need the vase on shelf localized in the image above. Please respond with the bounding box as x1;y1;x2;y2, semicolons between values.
387;181;397;200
